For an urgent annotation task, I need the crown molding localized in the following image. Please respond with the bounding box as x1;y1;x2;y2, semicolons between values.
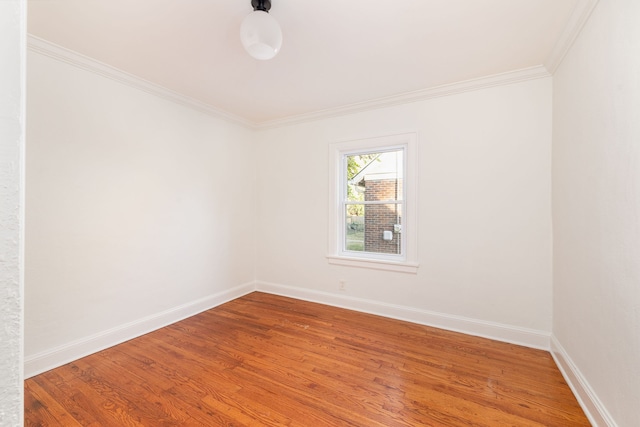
27;35;255;129
256;65;551;129
28;34;555;131
545;0;600;74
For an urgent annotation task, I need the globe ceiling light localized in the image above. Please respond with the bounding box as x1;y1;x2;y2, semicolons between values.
240;0;282;60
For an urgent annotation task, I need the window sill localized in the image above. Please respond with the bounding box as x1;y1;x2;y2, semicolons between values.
326;255;419;274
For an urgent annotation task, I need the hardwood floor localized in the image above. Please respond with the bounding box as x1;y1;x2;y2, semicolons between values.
25;292;590;426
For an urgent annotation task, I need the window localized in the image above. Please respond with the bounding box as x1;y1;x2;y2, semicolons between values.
328;133;418;273
344;149;404;255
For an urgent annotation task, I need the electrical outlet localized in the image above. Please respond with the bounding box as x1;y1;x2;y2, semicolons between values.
339;280;346;291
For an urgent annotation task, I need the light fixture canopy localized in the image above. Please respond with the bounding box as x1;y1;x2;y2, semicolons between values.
240;0;282;60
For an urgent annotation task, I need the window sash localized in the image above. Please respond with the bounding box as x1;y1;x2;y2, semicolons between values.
344;200;403;205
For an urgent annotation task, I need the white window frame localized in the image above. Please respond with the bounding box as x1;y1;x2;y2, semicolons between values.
327;132;419;274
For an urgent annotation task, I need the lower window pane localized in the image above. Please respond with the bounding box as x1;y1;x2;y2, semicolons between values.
345;204;402;255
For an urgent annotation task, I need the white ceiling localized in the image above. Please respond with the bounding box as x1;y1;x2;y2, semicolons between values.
28;0;583;126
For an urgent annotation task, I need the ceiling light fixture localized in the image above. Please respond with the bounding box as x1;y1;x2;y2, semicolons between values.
240;0;282;60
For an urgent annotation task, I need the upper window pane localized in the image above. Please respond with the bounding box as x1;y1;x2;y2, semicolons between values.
345;150;403;202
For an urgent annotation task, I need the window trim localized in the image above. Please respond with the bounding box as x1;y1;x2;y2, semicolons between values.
327;132;419;274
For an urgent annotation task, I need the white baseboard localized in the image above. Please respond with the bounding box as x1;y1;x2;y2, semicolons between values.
255;281;550;350
25;280;551;379
26;279;616;426
24;282;256;378
550;335;617;427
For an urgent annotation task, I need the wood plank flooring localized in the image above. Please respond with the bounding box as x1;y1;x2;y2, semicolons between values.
25;292;590;426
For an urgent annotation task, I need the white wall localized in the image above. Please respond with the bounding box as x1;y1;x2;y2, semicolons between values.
552;0;640;425
24;6;639;421
255;77;553;346
0;1;25;424
25;50;256;375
